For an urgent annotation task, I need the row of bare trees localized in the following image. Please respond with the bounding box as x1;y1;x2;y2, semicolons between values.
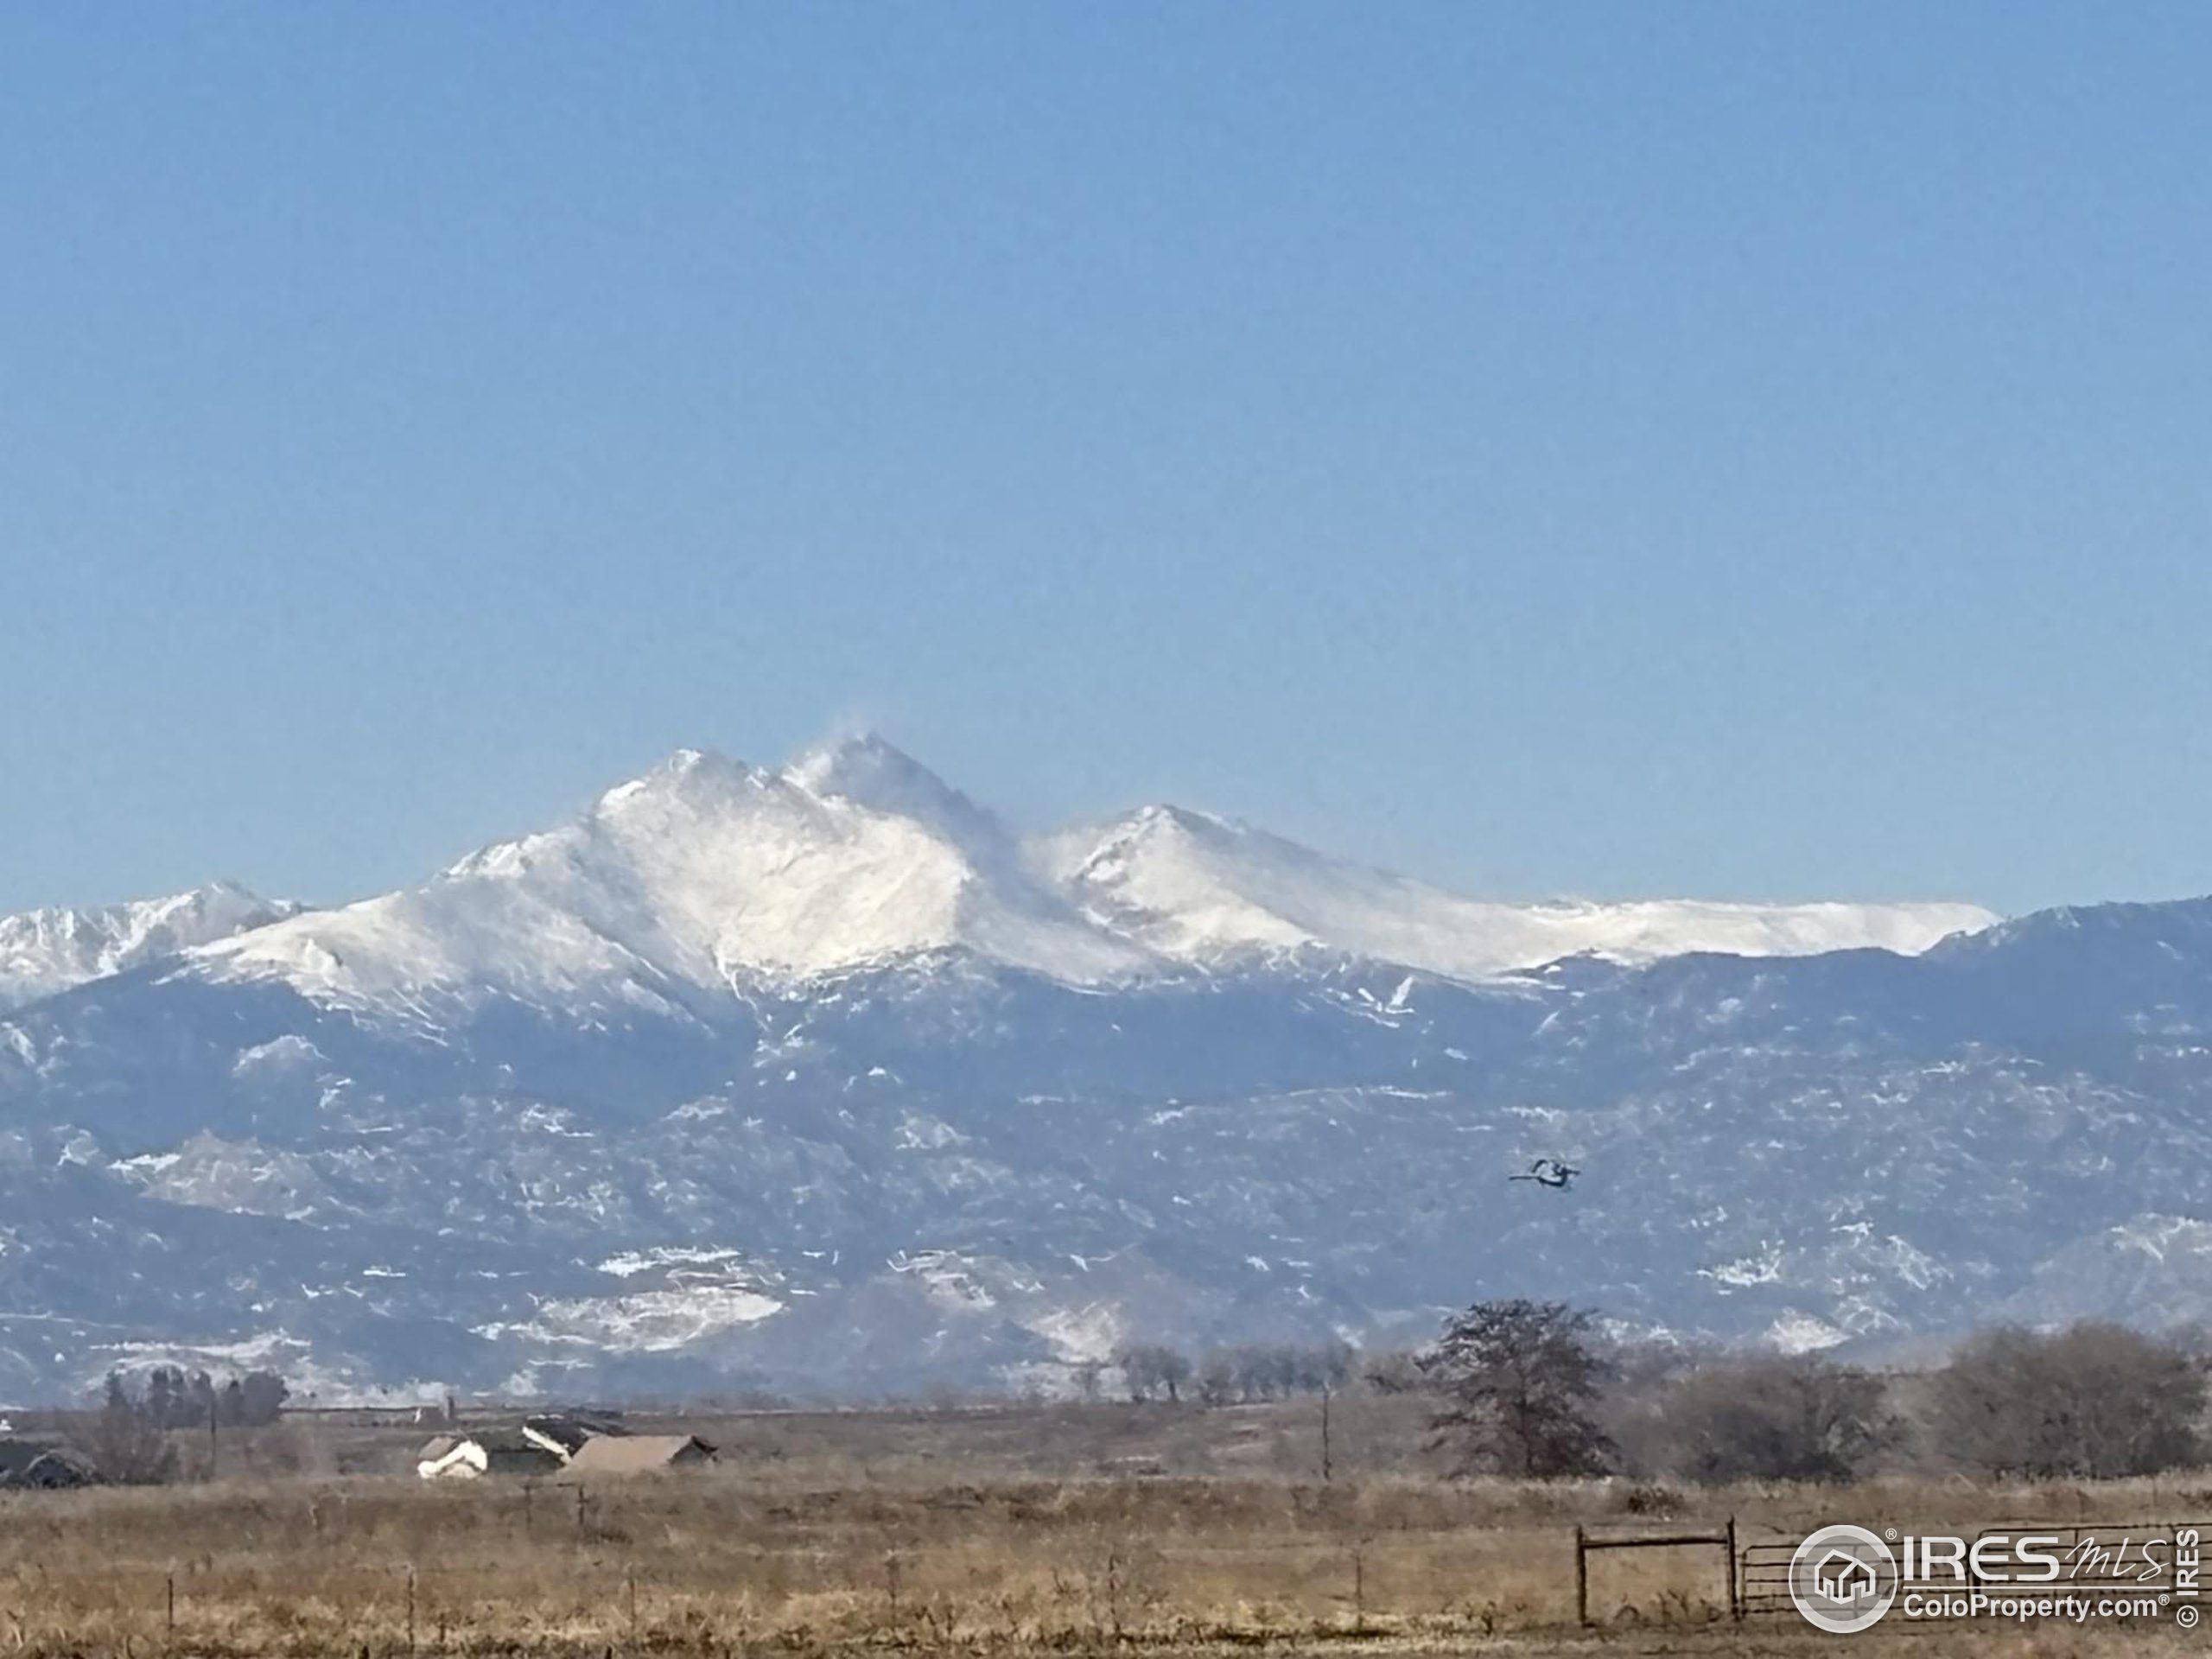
1408;1299;2210;1484
76;1368;294;1484
1107;1339;1356;1404
1104;1300;2212;1484
130;1365;289;1430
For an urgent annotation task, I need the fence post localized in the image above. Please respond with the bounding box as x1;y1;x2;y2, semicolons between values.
628;1568;639;1643
406;1565;416;1656
166;1573;175;1643
1726;1516;1739;1620
1573;1524;1588;1626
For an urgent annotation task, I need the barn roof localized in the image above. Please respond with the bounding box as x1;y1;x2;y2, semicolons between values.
565;1433;715;1473
523;1414;624;1457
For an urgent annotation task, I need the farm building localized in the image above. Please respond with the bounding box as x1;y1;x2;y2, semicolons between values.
563;1434;716;1475
413;1414;639;1479
415;1428;563;1479
0;1440;96;1491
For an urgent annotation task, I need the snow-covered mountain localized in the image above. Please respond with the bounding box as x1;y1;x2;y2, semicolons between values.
181;736;1992;1033
1031;804;1994;980
192;741;1154;1030
12;734;2197;1408
0;881;296;1011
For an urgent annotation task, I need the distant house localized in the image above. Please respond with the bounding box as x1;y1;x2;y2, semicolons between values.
414;1413;640;1479
0;1440;96;1491
564;1434;716;1475
415;1428;564;1480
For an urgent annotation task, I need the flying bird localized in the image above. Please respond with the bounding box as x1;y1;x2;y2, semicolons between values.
1509;1157;1580;1190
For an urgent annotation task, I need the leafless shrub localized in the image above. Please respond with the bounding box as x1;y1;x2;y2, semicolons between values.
1632;1352;1898;1485
1923;1321;2205;1478
73;1373;178;1486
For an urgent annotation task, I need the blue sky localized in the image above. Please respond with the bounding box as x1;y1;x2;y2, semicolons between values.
6;3;2211;918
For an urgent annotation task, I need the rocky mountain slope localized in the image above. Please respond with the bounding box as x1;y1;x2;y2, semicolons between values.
11;737;2192;1407
0;882;298;1012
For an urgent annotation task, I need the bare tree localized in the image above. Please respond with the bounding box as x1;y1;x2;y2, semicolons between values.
1639;1353;1896;1484
77;1372;178;1486
1154;1346;1192;1402
1923;1322;2204;1479
1231;1344;1294;1401
1419;1300;1612;1478
1194;1350;1238;1406
1114;1343;1192;1402
1185;1341;1359;1407
1294;1338;1356;1393
238;1370;289;1425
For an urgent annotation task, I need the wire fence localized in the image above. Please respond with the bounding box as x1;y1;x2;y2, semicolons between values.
0;1529;1747;1651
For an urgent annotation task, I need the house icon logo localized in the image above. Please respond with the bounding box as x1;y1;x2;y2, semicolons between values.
1815;1548;1878;1604
1789;1525;1897;1633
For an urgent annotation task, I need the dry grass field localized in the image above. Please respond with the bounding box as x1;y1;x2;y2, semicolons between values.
3;1396;2209;1656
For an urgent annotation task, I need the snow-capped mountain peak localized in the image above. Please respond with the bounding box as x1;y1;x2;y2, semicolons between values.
784;733;1009;853
189;743;1155;1025
18;740;1998;1033
0;881;300;1010
1032;804;1999;981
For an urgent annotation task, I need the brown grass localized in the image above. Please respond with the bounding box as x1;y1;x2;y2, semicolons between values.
4;1398;2210;1655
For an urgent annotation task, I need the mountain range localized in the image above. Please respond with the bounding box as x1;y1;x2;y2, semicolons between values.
3;735;2202;1404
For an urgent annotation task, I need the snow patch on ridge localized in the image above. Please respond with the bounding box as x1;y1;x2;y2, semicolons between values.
0;882;298;1010
479;1285;784;1352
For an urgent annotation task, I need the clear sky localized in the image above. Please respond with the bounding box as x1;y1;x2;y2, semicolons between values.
6;3;2211;920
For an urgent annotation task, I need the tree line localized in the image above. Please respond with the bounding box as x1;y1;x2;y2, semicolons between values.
77;1367;293;1484
1109;1339;1356;1404
1109;1301;2212;1484
119;1366;291;1430
1401;1299;2211;1484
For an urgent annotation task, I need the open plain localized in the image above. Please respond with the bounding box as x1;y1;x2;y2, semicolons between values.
3;1396;2207;1657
